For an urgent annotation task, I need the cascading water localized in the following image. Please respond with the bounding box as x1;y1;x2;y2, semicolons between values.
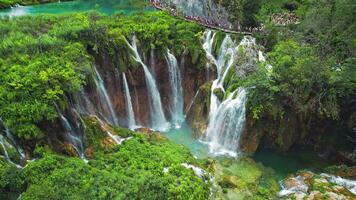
0;135;11;162
126;36;169;131
203;30;237;117
93;65;119;126
0;118;25;164
202;30;261;156
4;128;25;160
205;88;247;157
122;73;137;130
55;105;85;159
165;49;184;128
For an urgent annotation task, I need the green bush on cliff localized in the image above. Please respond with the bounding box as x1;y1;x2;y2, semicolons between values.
0;160;24;199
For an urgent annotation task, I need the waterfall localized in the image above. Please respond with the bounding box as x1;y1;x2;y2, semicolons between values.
122;73;137;130
126;36;169;131
93;65;119;126
165;49;184;128
205;88;247;156
202;30;261;156
55;106;85;159
203;30;237;117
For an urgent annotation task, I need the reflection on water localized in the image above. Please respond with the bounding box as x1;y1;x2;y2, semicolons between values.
0;0;153;17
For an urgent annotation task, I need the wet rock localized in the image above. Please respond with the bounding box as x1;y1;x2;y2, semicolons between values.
186;82;212;138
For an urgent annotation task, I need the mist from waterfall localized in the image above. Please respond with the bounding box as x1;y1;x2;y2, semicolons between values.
93;65;119;126
122;73;137;130
165;49;184;128
126;36;169;132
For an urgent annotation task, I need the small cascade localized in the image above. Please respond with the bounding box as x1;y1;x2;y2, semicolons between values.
202;30;217;67
0;135;11;162
93;65;119;126
0;135;23;168
55;105;85;159
205;88;247;156
122;73;137;130
165;49;184;128
0;118;25;164
4;128;25;160
126;36;169;131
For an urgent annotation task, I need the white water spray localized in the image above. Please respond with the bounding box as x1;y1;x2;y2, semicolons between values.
126;36;169;131
165;49;184;128
205;88;247;156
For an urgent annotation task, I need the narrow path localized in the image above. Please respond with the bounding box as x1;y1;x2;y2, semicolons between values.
150;1;253;35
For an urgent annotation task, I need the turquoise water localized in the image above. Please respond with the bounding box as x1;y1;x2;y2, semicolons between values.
253;148;334;180
0;0;154;17
165;124;209;159
165;124;332;180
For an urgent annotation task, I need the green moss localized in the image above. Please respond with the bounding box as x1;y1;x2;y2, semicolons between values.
213;88;225;102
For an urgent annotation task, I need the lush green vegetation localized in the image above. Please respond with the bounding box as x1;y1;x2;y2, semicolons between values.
0;11;204;143
0;128;210;200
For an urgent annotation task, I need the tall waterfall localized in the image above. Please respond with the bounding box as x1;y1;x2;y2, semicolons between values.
122;73;137;130
93;65;119;126
205;89;247;156
126;36;169;131
55;106;85;159
202;30;260;156
165;49;184;128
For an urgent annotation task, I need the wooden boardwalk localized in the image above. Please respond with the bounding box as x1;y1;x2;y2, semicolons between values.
150;3;252;35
